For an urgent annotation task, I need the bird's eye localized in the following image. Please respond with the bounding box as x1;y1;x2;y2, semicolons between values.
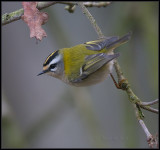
50;63;57;69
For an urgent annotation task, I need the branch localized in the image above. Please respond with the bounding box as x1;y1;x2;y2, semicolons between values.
114;61;158;114
2;2;56;26
2;2;111;26
2;8;24;26
83;2;111;7
138;104;158;114
134;104;158;148
78;2;158;147
140;99;158;106
78;2;105;38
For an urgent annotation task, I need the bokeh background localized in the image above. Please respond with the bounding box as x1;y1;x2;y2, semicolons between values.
2;2;158;148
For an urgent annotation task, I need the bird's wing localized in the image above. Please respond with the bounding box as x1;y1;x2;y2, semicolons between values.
84;36;119;51
84;31;132;51
70;53;119;83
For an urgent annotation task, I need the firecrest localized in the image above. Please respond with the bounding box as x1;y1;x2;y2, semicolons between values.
38;32;132;86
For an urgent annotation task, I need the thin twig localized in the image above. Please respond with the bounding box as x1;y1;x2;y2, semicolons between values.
138;104;158;114
114;60;159;114
2;2;111;26
139;119;157;148
134;104;158;148
140;99;158;106
139;120;152;139
78;2;105;38
37;2;57;10
83;2;111;7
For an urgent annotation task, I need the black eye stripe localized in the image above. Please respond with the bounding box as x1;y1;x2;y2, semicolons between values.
50;63;57;69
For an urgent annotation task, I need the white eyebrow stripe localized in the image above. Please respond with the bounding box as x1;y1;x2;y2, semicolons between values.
49;55;61;65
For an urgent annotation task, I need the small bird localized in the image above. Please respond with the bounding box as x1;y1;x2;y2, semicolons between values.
38;32;132;87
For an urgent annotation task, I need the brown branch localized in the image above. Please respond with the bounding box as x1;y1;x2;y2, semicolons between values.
2;2;111;26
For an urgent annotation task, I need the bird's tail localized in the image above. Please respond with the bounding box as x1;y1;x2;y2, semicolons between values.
106;31;132;51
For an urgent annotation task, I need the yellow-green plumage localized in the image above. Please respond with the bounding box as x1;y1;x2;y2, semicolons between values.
38;32;132;86
61;44;107;80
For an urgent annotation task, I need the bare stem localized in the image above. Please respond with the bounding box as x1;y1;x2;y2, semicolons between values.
114;60;159;114
78;2;105;38
138;104;158;114
83;2;111;7
139;120;152;138
139;119;158;148
133;104;158;148
37;2;57;10
140;99;158;106
2;2;111;26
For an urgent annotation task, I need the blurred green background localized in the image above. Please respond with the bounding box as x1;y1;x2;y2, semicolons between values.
2;2;158;148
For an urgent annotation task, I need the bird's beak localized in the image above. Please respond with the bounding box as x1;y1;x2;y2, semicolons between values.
37;70;48;76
